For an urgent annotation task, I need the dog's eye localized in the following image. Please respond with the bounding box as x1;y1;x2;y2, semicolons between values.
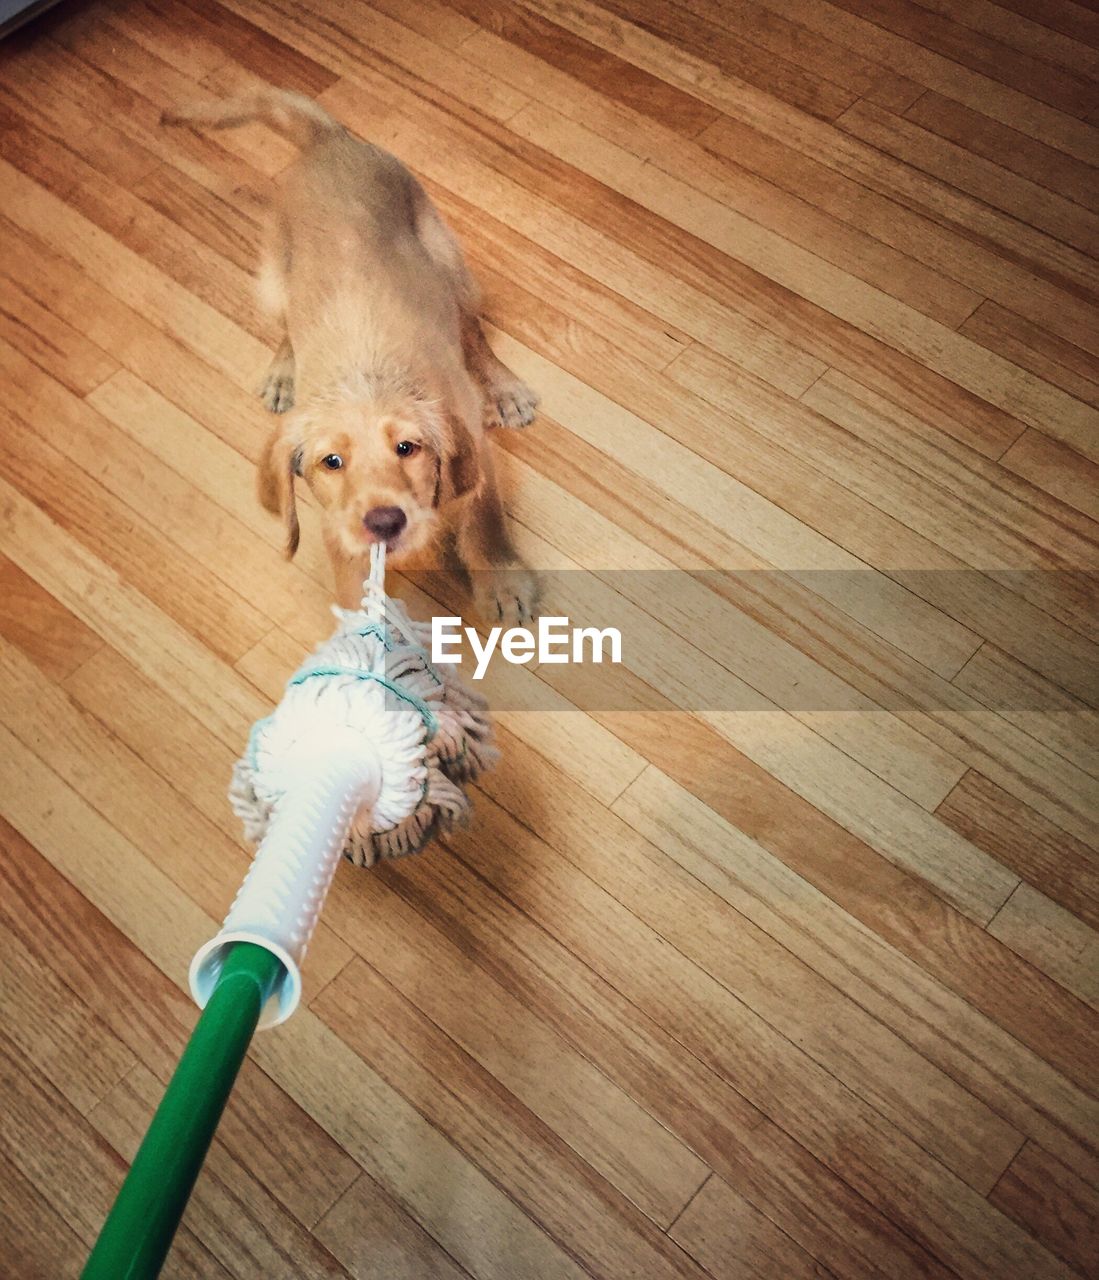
321;454;343;471
395;440;420;458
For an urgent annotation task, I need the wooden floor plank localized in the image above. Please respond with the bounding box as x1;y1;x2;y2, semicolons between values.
960;301;1099;411
0;356;271;670
988;882;1099;1009
446;0;723;136
0;469;265;748
676;346;1098;580
2;18;292;188
317;850;711;1228
827;0;1097;117
107;0;340;95
0;214;277;476
986;0;1099;50
0;240;119;395
465;39;982;328
399;808;1070;1280
0;1024;136;1247
904;89;1099;208
936;770;1099;929
1001;428;1099;521
1;113;264;342
0;913;135;1118
498;96;1098;439
835;97;1099;258
314;1174;474;1280
594;0;864;121
0;157;268;391
722;0;1099;160
0;1147;91;1280
670;1173;841;1280
799;372;1099;587
700;101;1099;312
671;0;927;111
989;1142;1099;1279
950;644;1099;783
0;551;104;683
907;0;1099;79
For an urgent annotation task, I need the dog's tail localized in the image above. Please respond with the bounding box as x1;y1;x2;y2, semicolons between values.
161;88;340;150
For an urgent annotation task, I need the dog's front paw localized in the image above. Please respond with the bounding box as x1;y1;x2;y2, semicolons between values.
260;369;295;414
484;378;539;429
474;563;539;627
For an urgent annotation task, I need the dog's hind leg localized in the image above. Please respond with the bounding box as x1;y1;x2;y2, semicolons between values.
412;185;538;429
460;312;539;429
256;214;296;413
260;334;296;413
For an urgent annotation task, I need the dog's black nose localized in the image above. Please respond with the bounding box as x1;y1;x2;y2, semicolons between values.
363;506;407;540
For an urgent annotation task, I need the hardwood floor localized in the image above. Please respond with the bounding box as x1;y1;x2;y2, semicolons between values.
0;0;1096;1276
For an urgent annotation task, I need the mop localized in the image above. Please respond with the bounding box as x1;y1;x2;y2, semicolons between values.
83;546;495;1279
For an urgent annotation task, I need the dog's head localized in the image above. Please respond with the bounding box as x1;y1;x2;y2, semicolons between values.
259;388;481;560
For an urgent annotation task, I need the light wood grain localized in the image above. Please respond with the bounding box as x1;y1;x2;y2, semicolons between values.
1;2;1096;1277
937;770;1099;929
989;883;1099;1010
0;551;104;682
1001;428;1099;521
314;1173;473;1280
670;1173;835;1280
0;1147;90;1280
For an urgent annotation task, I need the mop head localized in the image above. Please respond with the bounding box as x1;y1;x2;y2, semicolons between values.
229;550;497;867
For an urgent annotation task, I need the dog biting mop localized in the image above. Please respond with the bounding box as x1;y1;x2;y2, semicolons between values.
83;547;495;1279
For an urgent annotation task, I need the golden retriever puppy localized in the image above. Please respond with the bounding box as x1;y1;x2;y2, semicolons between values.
163;88;538;620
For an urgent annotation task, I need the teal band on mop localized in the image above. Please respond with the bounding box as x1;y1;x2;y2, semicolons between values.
288;665;440;738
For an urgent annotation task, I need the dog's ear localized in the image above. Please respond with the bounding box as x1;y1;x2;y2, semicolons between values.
258;422;302;557
436;411;482;506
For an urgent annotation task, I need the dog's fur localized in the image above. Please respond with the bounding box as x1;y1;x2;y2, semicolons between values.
163;89;538;620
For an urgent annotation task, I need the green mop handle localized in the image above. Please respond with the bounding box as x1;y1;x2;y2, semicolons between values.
82;942;284;1280
83;748;374;1278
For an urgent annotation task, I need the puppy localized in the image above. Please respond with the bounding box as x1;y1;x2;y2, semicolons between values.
163;89;538;621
